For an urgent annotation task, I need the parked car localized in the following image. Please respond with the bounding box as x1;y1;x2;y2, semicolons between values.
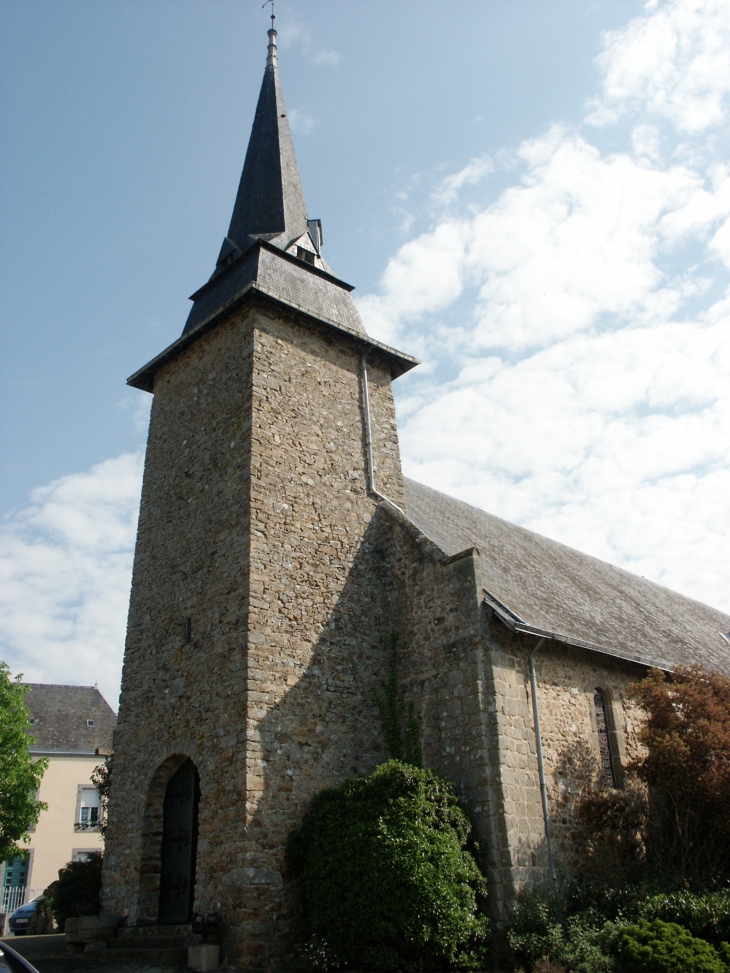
7;898;44;936
0;939;42;973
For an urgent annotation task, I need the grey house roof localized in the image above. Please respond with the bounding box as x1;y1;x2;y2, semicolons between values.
24;684;116;755
403;478;730;675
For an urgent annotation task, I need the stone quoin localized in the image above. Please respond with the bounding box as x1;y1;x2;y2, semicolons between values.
100;22;730;972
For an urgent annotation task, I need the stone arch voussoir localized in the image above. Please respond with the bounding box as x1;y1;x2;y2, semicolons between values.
137;753;193;921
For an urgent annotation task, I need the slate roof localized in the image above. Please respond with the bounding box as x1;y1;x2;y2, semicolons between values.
182;240;368;339
403;478;730;676
178;26;371;342
219;28;309;264
24;684;116;755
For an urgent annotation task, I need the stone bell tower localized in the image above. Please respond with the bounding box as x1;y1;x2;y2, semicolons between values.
101;22;418;971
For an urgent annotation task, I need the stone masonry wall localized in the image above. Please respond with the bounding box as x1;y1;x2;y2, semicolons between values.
103;293;408;972
380;509;515;917
374;511;649;918
103;307;257;925
529;639;645;878
232;305;406;970
480;621;646;900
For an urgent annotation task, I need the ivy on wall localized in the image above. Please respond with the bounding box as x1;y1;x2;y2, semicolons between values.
373;632;421;767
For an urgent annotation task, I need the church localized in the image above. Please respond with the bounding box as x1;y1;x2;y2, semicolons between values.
101;24;730;971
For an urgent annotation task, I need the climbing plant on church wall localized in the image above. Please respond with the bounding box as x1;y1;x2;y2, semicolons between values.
373;631;421;767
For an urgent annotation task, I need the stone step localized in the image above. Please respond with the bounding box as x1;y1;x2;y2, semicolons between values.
84;946;188;964
111;935;189;950
117;924;192;939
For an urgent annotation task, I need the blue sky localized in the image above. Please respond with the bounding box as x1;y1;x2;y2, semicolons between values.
2;0;729;707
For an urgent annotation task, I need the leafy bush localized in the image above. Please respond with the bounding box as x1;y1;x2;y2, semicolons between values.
26;897;56;934
638;890;730;947
562;881;649;926
507;888;618;973
617;919;727;973
286;760;490;971
576;785;648;887
45;853;102;928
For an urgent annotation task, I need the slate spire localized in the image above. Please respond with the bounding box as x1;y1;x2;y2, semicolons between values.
215;25;310;270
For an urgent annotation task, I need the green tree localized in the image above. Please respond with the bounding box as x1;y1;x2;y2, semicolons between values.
0;663;48;863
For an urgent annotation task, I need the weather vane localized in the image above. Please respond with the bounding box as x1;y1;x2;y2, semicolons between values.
262;0;275;28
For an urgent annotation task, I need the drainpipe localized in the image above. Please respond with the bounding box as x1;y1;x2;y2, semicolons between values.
360;350;407;515
528;637;558;892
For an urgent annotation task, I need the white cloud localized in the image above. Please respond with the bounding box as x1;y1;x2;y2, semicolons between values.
586;0;730;133
288;108;316;135
361;129;730;351
277;21;340;67
116;389;153;434
358;0;730;614
432;155;494;207
312;50;340;67
0;453;144;709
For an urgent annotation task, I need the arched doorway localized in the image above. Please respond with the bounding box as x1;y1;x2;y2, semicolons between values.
158;758;200;924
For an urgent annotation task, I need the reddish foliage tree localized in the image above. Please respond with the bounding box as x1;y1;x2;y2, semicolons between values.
628;665;730;886
578;665;730;888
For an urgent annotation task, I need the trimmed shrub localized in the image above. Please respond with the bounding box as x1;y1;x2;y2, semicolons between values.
286;760;490;971
45;853;102;929
617;919;726;973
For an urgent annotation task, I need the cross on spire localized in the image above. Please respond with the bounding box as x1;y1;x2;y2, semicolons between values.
262;0;275;35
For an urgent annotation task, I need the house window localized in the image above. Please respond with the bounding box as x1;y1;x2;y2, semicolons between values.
76;787;101;831
594;689;617;787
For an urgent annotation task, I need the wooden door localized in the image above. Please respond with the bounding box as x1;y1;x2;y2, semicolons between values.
158;759;199;924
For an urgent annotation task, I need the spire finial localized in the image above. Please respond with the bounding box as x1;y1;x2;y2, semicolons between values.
263;0;277;68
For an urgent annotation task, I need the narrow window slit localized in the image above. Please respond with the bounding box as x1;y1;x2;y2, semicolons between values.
594;689;617;787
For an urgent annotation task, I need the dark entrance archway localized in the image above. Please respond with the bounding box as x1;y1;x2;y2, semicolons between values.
158;758;200;924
